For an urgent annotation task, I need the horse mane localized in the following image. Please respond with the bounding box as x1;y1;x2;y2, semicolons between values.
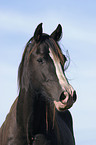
18;37;33;90
18;35;67;90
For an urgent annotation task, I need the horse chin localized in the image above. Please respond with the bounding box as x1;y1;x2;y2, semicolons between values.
54;100;73;111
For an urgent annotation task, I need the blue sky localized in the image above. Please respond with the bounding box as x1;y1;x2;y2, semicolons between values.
0;0;96;144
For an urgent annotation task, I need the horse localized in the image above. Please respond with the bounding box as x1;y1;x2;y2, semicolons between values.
0;23;77;145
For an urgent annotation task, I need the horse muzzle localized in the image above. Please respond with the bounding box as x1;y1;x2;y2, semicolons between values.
54;90;77;111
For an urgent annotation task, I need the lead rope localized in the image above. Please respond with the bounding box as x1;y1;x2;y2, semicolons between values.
27;114;34;145
26;115;30;145
52;105;55;129
46;105;48;133
46;104;55;133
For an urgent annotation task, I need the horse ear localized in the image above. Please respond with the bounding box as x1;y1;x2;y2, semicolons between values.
50;24;62;41
34;23;43;42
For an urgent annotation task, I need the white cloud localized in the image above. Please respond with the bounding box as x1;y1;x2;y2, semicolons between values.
0;10;36;34
0;9;96;46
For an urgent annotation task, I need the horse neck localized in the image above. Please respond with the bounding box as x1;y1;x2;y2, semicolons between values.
16;85;36;129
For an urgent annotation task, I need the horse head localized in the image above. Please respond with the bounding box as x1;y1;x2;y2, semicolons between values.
18;23;77;112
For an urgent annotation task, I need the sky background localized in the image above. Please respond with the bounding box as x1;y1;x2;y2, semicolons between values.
0;0;96;144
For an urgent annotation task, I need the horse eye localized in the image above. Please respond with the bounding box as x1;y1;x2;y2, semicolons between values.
37;58;43;63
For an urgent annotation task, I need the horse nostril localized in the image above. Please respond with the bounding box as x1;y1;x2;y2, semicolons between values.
73;91;77;102
60;92;66;102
